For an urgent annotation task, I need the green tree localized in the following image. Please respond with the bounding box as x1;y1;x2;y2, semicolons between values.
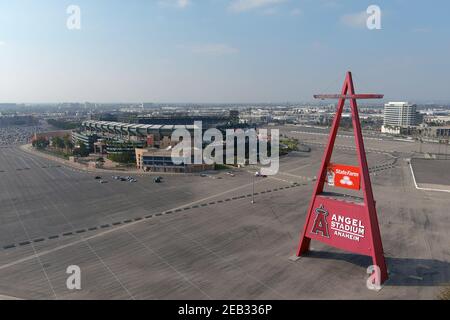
32;137;49;149
73;142;89;157
107;153;134;164
52;136;65;149
63;135;74;151
79;142;89;157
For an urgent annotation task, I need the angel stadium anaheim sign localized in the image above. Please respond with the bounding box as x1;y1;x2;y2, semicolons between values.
331;214;365;242
311;204;366;242
305;197;372;255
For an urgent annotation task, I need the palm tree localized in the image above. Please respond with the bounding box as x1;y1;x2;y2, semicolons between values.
52;136;65;149
63;135;74;152
78;142;89;157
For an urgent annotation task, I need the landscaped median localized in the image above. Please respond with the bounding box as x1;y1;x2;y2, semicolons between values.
21;144;146;174
20;144;201;176
21;143;98;172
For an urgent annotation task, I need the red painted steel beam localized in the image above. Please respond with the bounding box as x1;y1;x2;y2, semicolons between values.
314;94;384;100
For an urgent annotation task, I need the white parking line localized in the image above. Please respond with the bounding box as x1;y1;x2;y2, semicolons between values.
409;162;450;194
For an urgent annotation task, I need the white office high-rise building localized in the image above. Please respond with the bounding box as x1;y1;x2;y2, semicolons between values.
383;102;420;127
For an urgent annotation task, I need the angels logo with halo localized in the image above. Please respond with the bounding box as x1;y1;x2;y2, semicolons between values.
310;205;330;238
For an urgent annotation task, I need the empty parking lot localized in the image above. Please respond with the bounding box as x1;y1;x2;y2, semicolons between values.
0;129;449;299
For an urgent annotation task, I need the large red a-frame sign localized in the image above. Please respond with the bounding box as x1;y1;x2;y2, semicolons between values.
296;71;388;284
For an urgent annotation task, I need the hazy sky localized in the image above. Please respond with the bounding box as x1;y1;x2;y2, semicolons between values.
0;0;449;103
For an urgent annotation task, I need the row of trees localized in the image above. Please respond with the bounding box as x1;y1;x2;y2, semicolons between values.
107;152;134;164
32;137;49;149
33;134;90;158
52;135;90;157
52;135;74;152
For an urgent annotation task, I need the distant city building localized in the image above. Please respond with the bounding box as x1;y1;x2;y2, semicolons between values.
424;115;450;126
419;126;450;139
383;102;419;127
0;115;38;126
133;110;240;128
382;102;422;134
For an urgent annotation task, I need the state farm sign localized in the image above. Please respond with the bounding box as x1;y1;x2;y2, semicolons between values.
306;196;372;256
327;163;361;190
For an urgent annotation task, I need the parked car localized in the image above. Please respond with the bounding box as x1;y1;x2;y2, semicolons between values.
154;177;162;183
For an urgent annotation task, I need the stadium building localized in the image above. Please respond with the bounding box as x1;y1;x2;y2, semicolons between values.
71;131;99;152
78;120;200;148
74;120;213;171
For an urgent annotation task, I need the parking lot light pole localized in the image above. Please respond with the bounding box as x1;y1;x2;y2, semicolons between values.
251;172;255;204
446;140;449;160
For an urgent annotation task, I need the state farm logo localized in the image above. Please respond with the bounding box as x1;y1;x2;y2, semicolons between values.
340;175;354;186
311;205;330;238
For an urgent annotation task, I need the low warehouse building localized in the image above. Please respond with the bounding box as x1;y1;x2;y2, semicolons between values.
135;148;214;173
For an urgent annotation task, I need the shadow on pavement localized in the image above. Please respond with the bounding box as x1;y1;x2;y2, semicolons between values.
304;250;450;286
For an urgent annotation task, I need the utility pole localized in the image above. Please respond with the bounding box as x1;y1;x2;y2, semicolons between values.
418;138;422;154
438;141;442;159
442;139;449;160
251;172;255;204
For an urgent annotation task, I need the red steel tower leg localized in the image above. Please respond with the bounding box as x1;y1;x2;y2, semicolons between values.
347;73;388;284
297;73;349;256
